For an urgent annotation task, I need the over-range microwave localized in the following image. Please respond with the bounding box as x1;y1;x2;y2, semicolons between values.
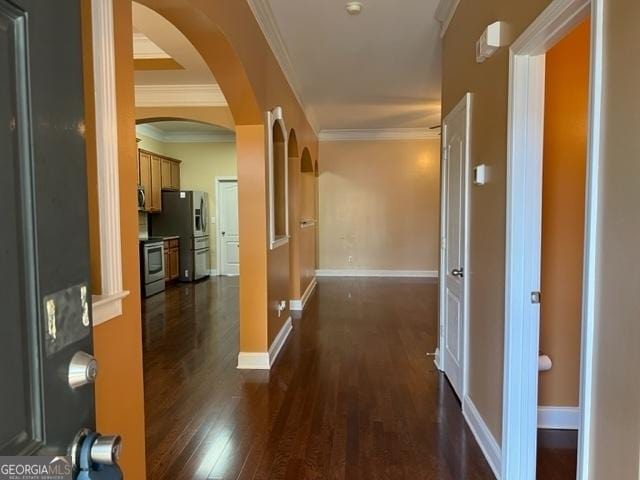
137;185;146;211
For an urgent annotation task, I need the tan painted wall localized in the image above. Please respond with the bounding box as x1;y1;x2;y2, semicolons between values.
538;20;590;408
318;139;440;271
88;0;147;478
442;0;554;441
589;0;640;476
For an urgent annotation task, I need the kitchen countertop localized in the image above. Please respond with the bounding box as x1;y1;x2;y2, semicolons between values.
162;236;180;241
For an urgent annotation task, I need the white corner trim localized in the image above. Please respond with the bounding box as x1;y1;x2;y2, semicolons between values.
237;352;270;370
132;32;170;59
319;128;440;142
237;316;293;370
208;269;218;276
538;406;580;430
463;396;502;479
290;277;317;311
91;0;128;327
435;0;462;38
246;0;319;134
92;291;129;327
134;84;228;107
315;269;438;278
135;123;235;144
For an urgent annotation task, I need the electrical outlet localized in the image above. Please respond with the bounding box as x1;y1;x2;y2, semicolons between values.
348;255;353;264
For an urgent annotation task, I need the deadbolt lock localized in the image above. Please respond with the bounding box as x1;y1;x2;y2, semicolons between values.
68;351;98;389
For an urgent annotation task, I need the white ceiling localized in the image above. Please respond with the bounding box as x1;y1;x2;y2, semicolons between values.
132;2;216;86
250;0;443;131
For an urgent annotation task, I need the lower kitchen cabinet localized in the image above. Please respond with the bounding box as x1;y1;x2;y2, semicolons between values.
164;238;180;282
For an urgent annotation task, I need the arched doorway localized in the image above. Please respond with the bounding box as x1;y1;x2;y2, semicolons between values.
133;0;273;360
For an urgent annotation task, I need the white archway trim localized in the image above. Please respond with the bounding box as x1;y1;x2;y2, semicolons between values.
90;0;129;326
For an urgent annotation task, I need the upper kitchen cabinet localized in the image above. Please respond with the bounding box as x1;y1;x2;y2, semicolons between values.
161;157;181;191
138;148;182;213
139;150;154;212
149;154;162;212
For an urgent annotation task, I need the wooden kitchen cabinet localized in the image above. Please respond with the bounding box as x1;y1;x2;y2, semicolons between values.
161;157;181;191
150;154;162;212
161;158;172;190
170;161;180;190
139;150;152;212
138;148;181;212
163;238;180;282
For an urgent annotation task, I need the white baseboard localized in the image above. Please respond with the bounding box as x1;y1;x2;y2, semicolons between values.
208;269;218;276
463;395;502;479
290;277;317;311
538;406;580;430
237;352;270;369
315;269;438;278
268;316;293;366
237;316;293;370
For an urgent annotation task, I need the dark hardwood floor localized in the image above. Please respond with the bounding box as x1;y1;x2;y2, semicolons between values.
537;429;578;480
141;276;575;479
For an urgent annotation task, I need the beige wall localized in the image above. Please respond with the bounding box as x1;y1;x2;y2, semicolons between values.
442;0;554;441
318;139;440;271
136;132;166;155
589;0;640;476
539;20;590;407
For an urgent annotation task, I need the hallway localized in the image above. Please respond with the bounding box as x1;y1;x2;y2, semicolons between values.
142;277;496;479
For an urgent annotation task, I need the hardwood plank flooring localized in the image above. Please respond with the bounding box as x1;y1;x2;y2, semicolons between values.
536;429;578;479
141;276;571;479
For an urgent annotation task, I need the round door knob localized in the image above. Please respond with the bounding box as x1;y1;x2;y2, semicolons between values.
451;268;464;278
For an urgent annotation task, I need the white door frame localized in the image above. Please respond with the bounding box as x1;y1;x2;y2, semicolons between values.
215;176;238;276
501;0;603;478
437;92;472;402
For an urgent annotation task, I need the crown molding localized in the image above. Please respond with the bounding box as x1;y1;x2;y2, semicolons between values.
133;32;170;59
136;123;235;143
319;128;440;142
134;84;227;107
246;0;319;135
435;0;461;38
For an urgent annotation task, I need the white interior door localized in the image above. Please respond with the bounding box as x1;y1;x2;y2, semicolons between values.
441;94;470;400
219;180;239;276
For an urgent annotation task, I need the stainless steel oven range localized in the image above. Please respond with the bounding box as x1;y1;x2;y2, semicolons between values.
140;238;165;297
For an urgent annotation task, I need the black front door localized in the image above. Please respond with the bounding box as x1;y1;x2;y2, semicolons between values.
0;0;95;458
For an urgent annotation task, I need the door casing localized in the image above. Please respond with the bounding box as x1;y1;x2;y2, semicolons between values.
437;93;472;403
502;0;603;478
215;176;239;276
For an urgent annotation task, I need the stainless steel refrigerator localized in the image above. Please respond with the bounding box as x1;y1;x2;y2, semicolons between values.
150;190;210;282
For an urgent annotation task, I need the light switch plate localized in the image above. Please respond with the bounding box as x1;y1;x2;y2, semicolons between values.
474;164;488;185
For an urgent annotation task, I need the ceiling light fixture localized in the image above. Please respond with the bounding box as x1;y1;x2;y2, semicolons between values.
345;1;363;15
